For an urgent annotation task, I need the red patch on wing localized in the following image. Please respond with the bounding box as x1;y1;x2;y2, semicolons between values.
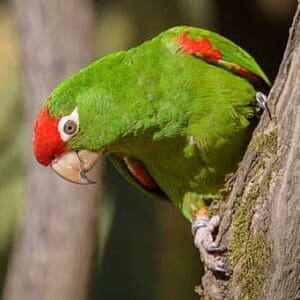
175;31;263;86
175;31;222;63
131;165;158;189
33;107;68;166
124;158;158;189
236;66;261;86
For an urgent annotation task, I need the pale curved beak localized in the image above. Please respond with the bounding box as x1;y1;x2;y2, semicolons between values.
51;150;103;185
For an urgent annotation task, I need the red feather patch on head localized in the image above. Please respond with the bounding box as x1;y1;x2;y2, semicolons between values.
33;107;68;166
175;31;222;63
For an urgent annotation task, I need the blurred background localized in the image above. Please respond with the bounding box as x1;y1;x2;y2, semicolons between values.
0;0;296;299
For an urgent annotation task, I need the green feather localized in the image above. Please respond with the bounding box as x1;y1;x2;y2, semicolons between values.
107;154;168;202
161;26;270;86
42;26;269;221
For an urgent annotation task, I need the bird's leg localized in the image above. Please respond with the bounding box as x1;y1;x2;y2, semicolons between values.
192;208;230;274
183;192;230;273
256;91;271;119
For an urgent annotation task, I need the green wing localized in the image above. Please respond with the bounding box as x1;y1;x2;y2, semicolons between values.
107;154;169;202
160;26;270;87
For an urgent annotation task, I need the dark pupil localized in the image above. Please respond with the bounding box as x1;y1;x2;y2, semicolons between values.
64;120;77;135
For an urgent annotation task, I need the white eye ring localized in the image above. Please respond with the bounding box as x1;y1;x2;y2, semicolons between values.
58;107;79;142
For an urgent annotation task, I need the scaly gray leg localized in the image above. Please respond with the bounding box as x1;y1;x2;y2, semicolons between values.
192;213;231;274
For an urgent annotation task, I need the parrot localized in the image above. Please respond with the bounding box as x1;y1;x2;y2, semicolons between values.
32;26;270;273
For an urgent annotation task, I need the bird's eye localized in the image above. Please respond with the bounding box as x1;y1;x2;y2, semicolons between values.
63;120;77;135
58;107;79;141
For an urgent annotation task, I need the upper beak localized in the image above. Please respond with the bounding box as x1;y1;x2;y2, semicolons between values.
51;150;103;185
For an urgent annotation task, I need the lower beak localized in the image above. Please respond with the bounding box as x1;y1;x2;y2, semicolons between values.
51;150;103;185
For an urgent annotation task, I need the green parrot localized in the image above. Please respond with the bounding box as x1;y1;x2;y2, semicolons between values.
33;26;270;273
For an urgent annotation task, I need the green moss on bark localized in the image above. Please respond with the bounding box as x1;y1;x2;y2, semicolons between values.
228;184;271;298
228;131;277;298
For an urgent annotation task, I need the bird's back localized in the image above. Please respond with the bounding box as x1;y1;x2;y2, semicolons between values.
104;27;268;209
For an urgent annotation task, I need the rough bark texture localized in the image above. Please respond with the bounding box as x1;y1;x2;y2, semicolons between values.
201;2;300;299
3;1;101;300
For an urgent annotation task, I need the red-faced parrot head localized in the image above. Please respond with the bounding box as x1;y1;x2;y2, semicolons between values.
33;105;103;184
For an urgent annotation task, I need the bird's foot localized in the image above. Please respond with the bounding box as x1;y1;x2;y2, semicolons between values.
256;92;272;119
192;209;231;274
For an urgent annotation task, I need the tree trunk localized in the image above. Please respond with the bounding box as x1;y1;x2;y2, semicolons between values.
201;2;300;299
3;1;102;300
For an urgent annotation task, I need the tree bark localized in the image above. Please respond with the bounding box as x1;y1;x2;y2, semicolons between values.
3;1;101;300
201;1;300;299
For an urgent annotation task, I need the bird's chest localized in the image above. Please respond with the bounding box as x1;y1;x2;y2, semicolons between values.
124;137;211;207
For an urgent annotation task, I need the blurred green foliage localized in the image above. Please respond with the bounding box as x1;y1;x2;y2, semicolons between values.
0;3;23;294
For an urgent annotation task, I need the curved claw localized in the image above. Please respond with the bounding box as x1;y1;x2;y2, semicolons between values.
193;214;231;275
214;266;232;275
256;92;272;119
51;150;103;185
206;245;227;253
